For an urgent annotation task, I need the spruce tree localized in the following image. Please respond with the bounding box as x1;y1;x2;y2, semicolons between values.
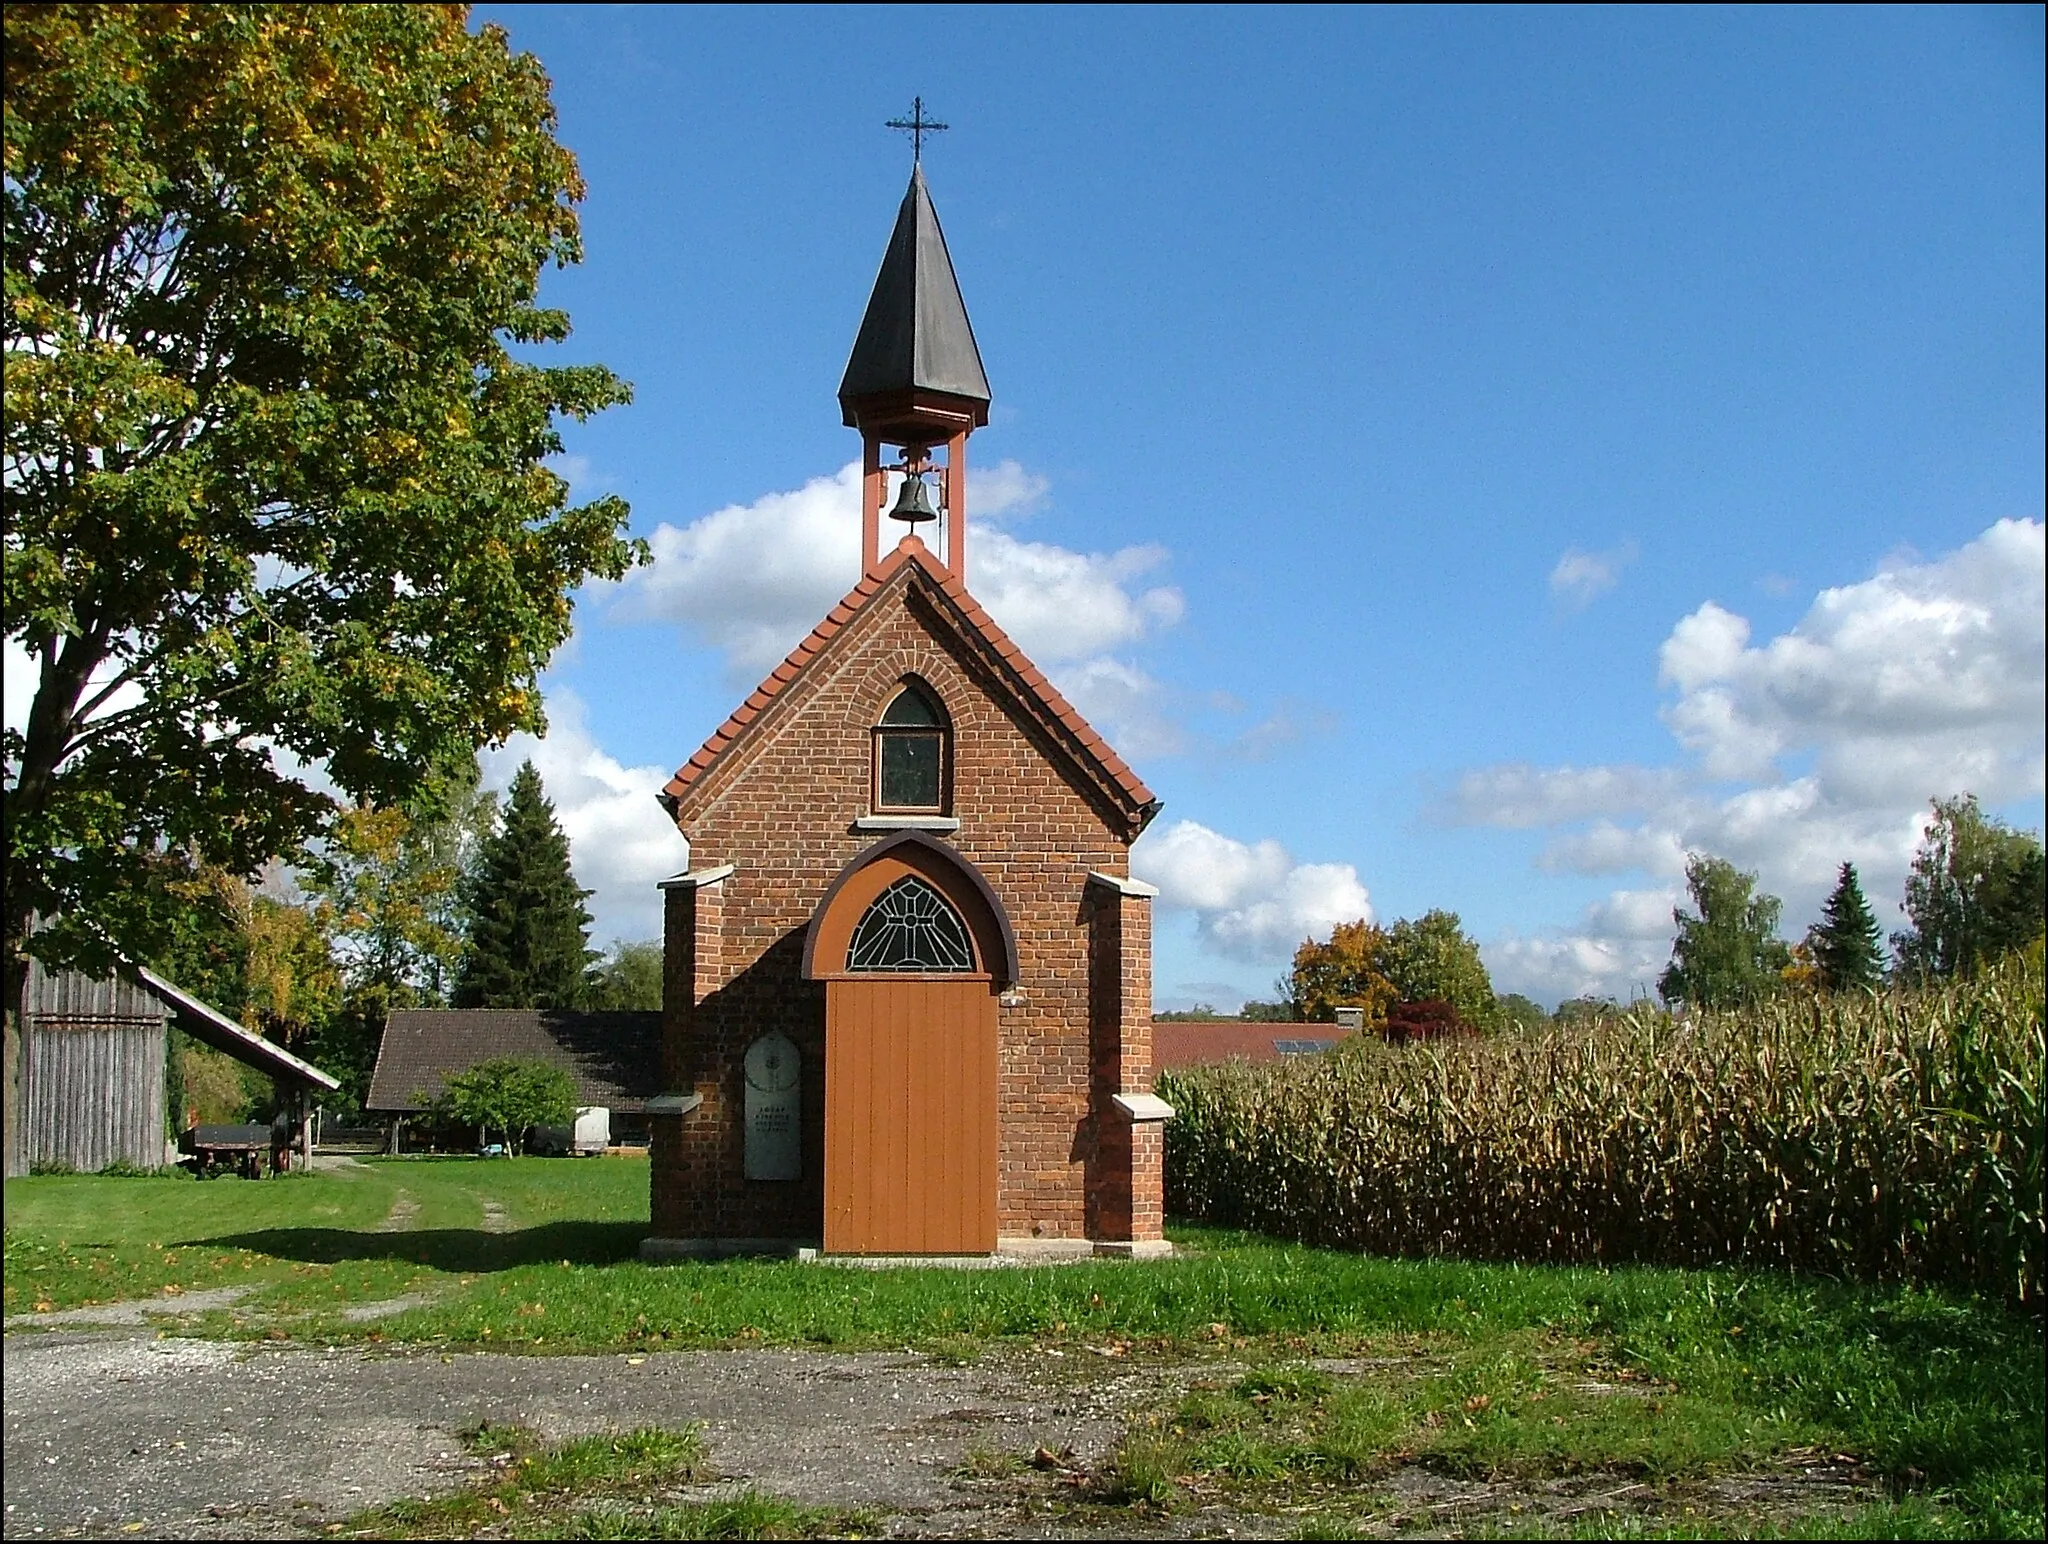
453;762;596;1009
1809;862;1886;992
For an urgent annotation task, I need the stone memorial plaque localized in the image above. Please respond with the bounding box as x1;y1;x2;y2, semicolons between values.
743;1031;802;1181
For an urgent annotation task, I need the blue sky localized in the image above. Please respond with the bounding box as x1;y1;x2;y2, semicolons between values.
463;4;2043;1008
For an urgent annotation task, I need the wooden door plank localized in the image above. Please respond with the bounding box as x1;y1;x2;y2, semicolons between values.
826;977;997;1255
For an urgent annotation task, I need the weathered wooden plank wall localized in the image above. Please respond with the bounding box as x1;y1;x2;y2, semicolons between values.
23;1020;167;1172
23;955;167;1019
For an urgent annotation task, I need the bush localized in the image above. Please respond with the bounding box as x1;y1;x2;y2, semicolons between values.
429;1057;577;1154
1161;952;2045;1303
1380;999;1475;1043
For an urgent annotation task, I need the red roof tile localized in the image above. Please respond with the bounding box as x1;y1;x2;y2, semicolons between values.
661;537;1159;834
1152;1022;1351;1073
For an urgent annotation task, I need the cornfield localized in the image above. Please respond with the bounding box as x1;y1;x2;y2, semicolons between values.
1159;952;2045;1303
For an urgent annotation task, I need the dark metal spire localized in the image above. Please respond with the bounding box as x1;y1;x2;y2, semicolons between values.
838;165;991;417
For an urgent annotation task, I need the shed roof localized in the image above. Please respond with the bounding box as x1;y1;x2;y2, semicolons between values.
1152;1022;1350;1073
838;166;991;415
136;965;342;1094
23;952;339;1094
366;1009;662;1114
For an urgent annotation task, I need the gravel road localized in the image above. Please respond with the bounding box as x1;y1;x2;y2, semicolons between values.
3;1324;1162;1540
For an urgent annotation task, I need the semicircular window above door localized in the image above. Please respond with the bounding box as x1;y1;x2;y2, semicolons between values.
845;875;977;972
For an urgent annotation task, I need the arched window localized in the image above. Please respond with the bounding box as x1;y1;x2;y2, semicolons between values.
872;681;948;813
846;876;976;972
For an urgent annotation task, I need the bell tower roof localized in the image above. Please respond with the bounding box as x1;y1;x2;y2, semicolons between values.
838;166;991;423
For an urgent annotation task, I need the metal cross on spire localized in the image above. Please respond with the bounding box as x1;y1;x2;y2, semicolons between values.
885;97;948;163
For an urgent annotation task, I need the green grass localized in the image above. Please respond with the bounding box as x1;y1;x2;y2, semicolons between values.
337;1421;874;1540
1091;1344;1813;1525
7;1160;2041;1539
3;1156;647;1317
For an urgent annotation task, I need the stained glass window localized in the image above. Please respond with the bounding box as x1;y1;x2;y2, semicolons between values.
846;876;976;972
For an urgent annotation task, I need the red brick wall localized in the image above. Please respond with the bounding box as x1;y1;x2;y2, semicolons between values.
652;571;1145;1244
1085;881;1162;1244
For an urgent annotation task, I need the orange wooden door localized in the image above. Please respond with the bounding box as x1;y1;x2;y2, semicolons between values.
824;977;997;1254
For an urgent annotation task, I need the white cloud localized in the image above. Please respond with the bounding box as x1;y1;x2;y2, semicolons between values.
610;459;1183;684
1550;541;1638;608
970;459;1050;522
1485;887;1679;1006
1054;658;1187;761
546;453;599;499
1442;763;1684;828
480;688;689;946
1224;702;1339;762
1534;820;1689;878
972;527;1184;666
3;637;36;738
1132;818;1371;963
1659;518;2045;795
1460;518;2046;999
612;463;864;681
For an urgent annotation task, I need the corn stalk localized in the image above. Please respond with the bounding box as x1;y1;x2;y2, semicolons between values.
1161;953;2045;1303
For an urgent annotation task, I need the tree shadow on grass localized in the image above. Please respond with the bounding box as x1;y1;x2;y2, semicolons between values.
191;1220;649;1274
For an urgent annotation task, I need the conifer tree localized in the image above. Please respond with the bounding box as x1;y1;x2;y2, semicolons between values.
1808;862;1887;992
453;763;595;1009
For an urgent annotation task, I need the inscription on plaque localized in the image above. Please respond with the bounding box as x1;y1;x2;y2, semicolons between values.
743;1031;801;1181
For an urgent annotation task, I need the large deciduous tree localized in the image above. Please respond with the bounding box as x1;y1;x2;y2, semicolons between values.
1893;795;2047;982
1381;910;1503;1031
1657;854;1791;1009
1287;920;1398;1025
590;939;664;1011
4;7;640;1147
311;759;494;1004
453;761;593;1009
1495;992;1550;1033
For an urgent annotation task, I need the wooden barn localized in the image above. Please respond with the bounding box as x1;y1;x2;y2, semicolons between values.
8;955;340;1177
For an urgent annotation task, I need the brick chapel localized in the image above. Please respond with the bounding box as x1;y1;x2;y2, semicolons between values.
641;162;1173;1260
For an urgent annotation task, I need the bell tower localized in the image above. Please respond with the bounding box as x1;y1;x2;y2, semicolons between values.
838;152;991;580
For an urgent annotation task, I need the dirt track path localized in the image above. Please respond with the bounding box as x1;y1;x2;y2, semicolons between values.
2;1326;1169;1540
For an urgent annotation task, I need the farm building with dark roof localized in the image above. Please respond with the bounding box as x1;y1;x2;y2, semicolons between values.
366;1009;662;1124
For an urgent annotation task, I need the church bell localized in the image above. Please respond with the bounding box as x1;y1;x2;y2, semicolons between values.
886;471;939;529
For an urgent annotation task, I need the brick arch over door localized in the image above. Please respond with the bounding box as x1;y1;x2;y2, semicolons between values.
801;830;1012;1254
800;830;1019;986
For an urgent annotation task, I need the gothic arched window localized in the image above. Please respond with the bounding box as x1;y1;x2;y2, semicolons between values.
846;876;976;972
873;681;948;813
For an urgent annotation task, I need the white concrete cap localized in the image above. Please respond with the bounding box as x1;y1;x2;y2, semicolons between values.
1086;871;1160;898
1111;1093;1175;1122
657;864;736;891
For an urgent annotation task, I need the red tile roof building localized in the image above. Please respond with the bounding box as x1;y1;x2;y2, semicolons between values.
1151;1023;1350;1073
